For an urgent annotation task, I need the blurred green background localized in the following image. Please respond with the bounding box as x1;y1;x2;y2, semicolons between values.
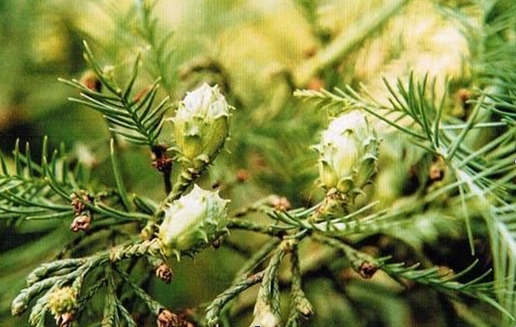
0;0;497;326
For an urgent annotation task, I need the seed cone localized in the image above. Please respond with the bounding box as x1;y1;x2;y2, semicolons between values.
158;184;229;259
172;83;231;170
315;111;379;198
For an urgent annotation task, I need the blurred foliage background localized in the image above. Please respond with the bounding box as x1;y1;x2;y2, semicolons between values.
0;0;514;326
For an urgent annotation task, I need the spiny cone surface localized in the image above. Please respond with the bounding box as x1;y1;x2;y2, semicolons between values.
315;110;379;196
158;184;229;258
172;83;231;169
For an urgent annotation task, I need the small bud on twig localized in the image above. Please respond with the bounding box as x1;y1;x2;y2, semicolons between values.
70;192;94;232
70;192;92;215
156;263;174;284
151;145;173;173
271;196;292;211
157;309;179;327
236;169;250;183
70;214;92;232
79;70;101;92
56;312;74;327
358;261;378;279
428;156;446;183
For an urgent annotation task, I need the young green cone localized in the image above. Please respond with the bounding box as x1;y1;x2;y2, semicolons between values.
158;184;229;259
249;300;283;327
48;287;78;318
315;111;379;197
172;83;231;169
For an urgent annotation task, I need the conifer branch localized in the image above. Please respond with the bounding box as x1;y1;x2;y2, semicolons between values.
59;41;171;148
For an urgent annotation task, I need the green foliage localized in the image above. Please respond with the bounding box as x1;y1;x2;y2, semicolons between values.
60;41;171;148
2;0;516;326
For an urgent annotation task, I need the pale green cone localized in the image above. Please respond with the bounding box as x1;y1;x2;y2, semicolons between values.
158;184;229;259
172;83;231;169
249;300;283;327
315;111;379;197
48;287;78;318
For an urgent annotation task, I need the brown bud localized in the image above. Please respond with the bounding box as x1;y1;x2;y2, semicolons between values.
236;169;250;183
70;193;85;215
358;261;378;279
176;309;197;327
212;238;222;249
429;156;446;182
157;309;179;327
70;192;94;220
271;196;292;211
151;145;173;173
56;312;74;327
156;263;174;284
70;214;92;232
79;70;101;92
307;78;324;90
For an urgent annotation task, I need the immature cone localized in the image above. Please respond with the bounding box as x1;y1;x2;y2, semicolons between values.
250;300;282;327
172;83;231;169
48;287;78;319
315;111;379;196
158;185;229;259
